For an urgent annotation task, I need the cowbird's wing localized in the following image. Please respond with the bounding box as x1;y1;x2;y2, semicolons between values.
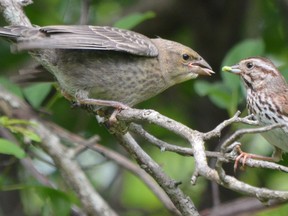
1;25;158;57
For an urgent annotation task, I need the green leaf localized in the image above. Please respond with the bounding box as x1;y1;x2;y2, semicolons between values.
23;83;52;108
195;80;244;115
0;77;23;98
209;88;233;110
221;38;265;68
23;130;41;142
8;126;41;142
0;138;26;158
0;116;34;126
0;184;78;216
210;39;265;115
194;81;232;109
36;187;78;216
194;80;211;96
114;11;156;29
255;203;288;216
0;116;41;142
279;63;288;81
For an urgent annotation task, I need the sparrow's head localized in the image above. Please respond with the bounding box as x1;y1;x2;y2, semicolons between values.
223;57;286;91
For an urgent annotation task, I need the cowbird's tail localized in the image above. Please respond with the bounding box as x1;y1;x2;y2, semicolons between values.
0;26;22;39
10;65;55;84
0;26;42;52
0;26;42;42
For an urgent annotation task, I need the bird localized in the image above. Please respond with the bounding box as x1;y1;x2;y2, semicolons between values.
0;25;214;111
223;57;288;168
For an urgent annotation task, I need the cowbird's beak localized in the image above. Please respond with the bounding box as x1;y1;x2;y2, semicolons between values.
189;59;214;76
222;65;241;74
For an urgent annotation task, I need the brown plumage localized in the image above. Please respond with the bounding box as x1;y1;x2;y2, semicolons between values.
0;25;214;108
224;57;288;164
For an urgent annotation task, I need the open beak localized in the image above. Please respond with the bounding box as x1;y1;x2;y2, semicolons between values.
222;65;241;74
189;58;214;76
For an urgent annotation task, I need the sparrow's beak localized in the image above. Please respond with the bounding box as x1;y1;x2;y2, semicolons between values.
222;65;241;74
189;58;214;76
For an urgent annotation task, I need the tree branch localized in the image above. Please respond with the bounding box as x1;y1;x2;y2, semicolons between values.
129;123;221;158
0;86;118;216
117;108;288;202
46;123;181;216
114;132;199;216
1;1;288;215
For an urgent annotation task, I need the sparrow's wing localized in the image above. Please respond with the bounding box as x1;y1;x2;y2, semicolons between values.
0;25;158;57
274;90;288;117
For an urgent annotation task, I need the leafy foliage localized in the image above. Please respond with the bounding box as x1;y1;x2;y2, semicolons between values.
0;116;41;142
1;0;288;215
23;83;52;109
0;138;25;158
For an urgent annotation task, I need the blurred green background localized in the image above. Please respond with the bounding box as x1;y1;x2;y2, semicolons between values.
1;0;288;215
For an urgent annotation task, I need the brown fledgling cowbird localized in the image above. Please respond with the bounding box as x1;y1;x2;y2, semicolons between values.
0;25;214;108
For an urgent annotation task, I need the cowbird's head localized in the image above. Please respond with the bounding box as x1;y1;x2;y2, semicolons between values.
152;38;214;85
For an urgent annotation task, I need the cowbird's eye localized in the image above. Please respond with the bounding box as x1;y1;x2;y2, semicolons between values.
246;62;254;69
182;54;190;61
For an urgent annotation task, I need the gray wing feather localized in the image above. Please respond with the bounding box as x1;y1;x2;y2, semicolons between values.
2;25;159;57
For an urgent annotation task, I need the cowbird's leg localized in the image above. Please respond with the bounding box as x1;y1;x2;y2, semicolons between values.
60;89;129;125
77;98;130;110
61;89;74;101
60;89;130;110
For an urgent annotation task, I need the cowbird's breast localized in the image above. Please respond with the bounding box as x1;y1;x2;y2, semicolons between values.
48;49;167;106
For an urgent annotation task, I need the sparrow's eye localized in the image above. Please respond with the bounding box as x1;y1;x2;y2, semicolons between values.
246;62;254;69
182;54;190;61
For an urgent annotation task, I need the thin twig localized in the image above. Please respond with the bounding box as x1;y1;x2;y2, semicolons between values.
80;0;91;25
130;123;221;158
203;111;258;140
221;123;285;152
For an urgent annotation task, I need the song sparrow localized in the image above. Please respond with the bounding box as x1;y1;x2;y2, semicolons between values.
223;57;288;167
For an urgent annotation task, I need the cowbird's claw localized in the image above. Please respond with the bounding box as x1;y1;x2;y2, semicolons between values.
108;108;121;124
97;107;128;134
71;101;80;109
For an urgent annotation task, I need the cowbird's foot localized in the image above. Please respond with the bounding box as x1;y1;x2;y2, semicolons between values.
69;96;130;132
71;101;81;109
108;108;121;124
97;108;128;134
70;101;96;112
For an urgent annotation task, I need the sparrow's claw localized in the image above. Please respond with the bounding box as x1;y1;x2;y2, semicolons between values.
233;144;280;172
